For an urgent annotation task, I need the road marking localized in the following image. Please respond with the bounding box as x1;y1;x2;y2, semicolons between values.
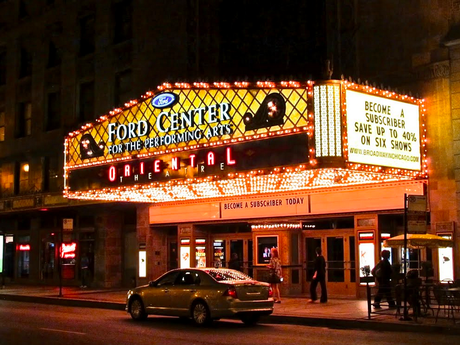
40;328;86;335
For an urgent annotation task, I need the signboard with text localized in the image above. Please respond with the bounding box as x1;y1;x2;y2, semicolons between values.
407;194;427;234
346;90;421;170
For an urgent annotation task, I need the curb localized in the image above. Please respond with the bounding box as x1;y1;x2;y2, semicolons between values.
260;314;460;335
0;294;124;311
2;293;459;335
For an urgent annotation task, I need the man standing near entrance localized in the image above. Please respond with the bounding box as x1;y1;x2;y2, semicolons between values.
309;247;327;303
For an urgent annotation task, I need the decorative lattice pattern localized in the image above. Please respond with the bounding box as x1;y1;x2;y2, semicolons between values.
66;87;310;169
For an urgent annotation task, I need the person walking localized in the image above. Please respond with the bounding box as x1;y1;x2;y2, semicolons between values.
309;247;327;303
267;247;282;303
372;250;395;308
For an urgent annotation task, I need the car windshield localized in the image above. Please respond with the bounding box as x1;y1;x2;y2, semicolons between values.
204;269;252;282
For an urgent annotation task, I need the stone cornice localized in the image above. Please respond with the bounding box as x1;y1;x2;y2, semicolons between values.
415;60;450;81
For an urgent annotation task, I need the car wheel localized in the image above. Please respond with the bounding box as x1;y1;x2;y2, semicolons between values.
192;301;211;326
130;297;147;321
240;314;260;325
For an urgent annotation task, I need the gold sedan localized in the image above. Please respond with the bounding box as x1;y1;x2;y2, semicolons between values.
126;268;274;325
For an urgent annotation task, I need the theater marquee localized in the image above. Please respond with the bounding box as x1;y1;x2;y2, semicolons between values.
64;80;427;203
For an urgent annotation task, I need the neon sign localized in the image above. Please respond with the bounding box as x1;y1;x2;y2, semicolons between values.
60;242;77;259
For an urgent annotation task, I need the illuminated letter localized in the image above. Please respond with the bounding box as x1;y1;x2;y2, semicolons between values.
189;154;196;167
108;123;117;142
207;152;215;166
226;147;236;165
140;162;145;174
154;160;161;173
156;112;169;133
220;103;231;121
124;164;131;177
109;166;116;181
171;157;180;170
138;120;149;136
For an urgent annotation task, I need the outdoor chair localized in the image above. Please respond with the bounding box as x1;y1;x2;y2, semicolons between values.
433;283;456;323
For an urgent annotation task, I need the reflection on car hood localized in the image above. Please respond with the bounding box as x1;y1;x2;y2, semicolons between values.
221;280;269;286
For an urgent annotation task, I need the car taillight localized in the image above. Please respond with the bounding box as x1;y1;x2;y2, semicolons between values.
268;287;274;298
223;286;238;298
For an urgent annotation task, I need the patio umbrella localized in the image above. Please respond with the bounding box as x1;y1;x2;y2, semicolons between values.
383;233;453;249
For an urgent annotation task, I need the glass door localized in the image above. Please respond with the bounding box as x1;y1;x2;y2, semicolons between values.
304;230;356;297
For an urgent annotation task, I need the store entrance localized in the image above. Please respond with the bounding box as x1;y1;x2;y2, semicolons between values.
304;230;356;297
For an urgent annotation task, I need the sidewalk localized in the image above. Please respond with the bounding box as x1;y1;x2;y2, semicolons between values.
1;284;460;335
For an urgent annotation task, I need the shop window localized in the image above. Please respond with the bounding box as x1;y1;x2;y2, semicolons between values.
79;15;95;56
45;92;60;131
0;47;6;85
19;46;32;78
47;41;61;68
113;0;132;44
16;101;32;137
17;236;30;278
0;108;5;141
79;81;95;122
114;69;132;108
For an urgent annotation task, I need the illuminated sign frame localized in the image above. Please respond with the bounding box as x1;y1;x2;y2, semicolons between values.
64;80;427;204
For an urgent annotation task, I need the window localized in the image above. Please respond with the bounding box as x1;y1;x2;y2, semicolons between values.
79;81;95;122
0;108;5;141
42;156;60;192
113;0;133;44
114;69;132;108
47;41;61;68
19;0;28;20
79;15;95;56
155;271;180;287
15;161;29;195
45;92;60;131
0;47;6;85
16;101;32;137
19;47;32;78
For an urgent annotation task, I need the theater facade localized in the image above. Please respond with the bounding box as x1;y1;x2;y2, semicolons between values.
64;79;428;297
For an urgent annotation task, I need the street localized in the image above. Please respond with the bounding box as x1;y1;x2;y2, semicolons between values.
0;301;459;345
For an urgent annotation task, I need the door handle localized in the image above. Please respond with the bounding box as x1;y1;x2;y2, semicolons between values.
163;288;169;293
185;289;197;293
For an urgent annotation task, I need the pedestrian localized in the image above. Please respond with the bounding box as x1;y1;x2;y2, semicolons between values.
80;253;89;288
309;247;327;303
228;253;242;271
371;250;395;308
267;247;282;303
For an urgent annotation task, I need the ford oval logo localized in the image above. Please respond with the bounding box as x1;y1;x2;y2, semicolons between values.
151;92;179;109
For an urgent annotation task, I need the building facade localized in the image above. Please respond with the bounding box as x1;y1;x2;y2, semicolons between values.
0;0;458;295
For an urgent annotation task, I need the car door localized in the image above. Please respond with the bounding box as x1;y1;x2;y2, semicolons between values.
143;270;180;314
167;270;201;316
